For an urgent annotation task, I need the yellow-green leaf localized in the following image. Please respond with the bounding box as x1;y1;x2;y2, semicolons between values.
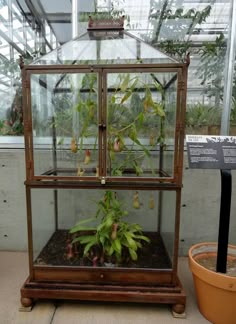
120;74;130;92
153;102;165;117
130;78;139;90
129;248;138;260
111;95;116;104
120;90;132;104
112;239;122;254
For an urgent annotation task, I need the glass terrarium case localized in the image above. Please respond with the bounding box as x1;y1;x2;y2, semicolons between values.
20;27;188;314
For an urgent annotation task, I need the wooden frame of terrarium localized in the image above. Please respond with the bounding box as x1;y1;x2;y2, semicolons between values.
20;25;188;314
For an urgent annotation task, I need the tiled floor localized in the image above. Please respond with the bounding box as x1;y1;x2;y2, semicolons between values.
0;252;210;323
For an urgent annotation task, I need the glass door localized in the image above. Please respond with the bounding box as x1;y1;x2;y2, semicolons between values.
29;71;100;179
104;69;178;181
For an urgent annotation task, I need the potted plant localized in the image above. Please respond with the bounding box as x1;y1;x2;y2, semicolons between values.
188;169;236;324
185;103;221;135
189;242;236;324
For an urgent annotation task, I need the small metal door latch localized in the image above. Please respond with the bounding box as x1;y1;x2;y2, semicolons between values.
99;123;106;129
101;177;106;185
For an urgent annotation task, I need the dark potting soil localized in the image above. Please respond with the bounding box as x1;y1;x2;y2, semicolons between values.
35;229;172;269
197;256;236;277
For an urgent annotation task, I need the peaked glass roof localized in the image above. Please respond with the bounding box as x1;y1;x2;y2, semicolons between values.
31;30;178;66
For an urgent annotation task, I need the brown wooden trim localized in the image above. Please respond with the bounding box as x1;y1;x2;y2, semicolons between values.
30;175;178;183
26;71;34;180
24;180;182;190
173;188;182;278
102;67;181;74
22;69;32;181
33;267;173;285
24;63;185;72
40;167;172;177
24;280;180;293
25;187;34;279
21;276;186;305
101;69;107;177
98;69;103;177
178;65;188;184
25;66;101;73
174;69;183;185
32;176;177;182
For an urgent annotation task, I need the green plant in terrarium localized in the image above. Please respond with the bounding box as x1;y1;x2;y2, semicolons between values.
51;72;99;162
51;71;166;177
69;191;150;265
106;73;165;176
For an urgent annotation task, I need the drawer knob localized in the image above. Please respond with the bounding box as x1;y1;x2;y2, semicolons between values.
100;274;104;279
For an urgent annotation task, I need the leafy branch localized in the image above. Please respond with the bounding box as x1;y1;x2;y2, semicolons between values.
70;191;150;265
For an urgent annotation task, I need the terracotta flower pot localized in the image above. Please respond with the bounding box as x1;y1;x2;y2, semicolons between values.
189;242;236;324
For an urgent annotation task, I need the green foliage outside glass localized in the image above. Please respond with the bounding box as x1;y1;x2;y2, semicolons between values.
0;52;34;136
148;1;236;131
186;103;221;128
147;0;212;61
2;1;235;136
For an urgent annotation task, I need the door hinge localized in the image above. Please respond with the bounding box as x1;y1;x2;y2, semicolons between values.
176;123;185;131
24;121;32;132
23;80;30;89
26;161;33;169
178;81;185;90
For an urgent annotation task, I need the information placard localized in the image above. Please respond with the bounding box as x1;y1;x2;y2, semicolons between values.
186;135;236;169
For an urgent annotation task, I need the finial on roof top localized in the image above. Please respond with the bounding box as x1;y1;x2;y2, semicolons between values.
87;15;124;30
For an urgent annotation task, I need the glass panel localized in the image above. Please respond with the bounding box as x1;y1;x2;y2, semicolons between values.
31;31;176;65
162;75;177;176
106;71;177;178
30;72;98;177
31;189;55;261
160;191;176;261
31;188;174;269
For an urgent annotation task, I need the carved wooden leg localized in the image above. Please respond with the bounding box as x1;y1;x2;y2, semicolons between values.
172;303;185;315
20;297;33;308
